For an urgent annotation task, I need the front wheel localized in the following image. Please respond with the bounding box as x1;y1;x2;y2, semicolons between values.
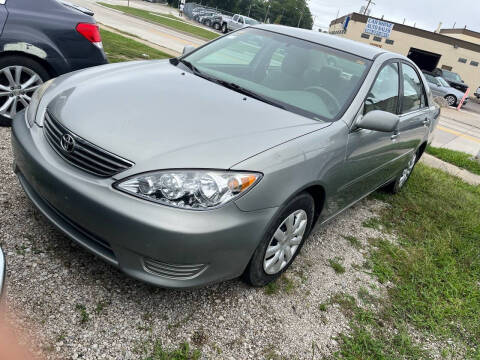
445;94;457;107
213;22;221;30
221;23;228;34
243;193;315;287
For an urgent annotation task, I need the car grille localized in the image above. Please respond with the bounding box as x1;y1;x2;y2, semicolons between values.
43;112;133;177
143;258;207;280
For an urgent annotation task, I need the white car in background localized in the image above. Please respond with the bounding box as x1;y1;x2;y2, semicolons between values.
222;14;260;33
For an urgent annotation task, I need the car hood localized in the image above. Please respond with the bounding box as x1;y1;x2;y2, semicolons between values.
45;60;327;173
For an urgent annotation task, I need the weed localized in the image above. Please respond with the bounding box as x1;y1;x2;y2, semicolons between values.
328;258;346;274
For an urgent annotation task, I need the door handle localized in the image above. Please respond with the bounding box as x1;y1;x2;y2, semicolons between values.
423;118;430;126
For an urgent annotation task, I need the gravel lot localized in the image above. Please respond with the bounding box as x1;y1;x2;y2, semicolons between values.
1;126;389;360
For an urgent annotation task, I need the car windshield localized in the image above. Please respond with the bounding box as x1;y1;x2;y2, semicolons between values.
245;18;259;25
442;70;462;82
436;77;450;87
182;28;371;121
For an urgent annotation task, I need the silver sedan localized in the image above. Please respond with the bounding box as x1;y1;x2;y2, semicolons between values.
423;72;468;107
12;25;439;288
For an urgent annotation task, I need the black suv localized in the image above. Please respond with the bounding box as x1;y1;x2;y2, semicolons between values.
432;68;469;94
0;0;107;126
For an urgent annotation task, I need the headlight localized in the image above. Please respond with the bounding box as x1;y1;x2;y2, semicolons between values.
26;79;54;127
114;170;262;210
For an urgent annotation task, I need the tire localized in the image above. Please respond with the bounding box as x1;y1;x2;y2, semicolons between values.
213;22;221;30
383;151;417;194
0;56;50;127
221;23;228;34
445;94;457;107
243;193;315;287
205;19;211;27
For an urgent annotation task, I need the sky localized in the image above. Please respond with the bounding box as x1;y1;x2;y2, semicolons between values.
309;0;480;33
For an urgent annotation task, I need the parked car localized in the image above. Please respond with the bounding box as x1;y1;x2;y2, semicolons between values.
198;12;219;25
0;247;4;298
432;68;469;94
222;14;260;33
423;72;468;107
0;0;107;126
202;13;223;28
12;25;439;288
475;86;480;99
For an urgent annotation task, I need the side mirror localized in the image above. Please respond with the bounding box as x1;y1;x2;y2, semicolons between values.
355;110;399;132
182;45;196;55
0;247;5;298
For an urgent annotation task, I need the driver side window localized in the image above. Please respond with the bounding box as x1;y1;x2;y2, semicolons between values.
365;63;399;115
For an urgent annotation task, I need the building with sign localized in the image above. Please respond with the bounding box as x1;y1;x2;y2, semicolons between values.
329;13;480;93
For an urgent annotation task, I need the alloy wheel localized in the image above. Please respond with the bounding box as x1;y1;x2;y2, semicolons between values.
263;209;308;275
445;95;456;107
0;66;43;119
398;153;417;188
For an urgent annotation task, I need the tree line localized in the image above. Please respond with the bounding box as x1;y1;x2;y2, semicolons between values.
168;0;314;29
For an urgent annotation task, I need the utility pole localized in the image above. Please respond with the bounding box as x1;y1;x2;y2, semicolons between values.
264;2;270;23
297;7;305;27
363;0;375;15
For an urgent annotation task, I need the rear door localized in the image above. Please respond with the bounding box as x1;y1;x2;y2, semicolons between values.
396;62;430;166
0;0;8;35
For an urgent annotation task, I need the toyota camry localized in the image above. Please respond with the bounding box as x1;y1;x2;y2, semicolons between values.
12;25;439;288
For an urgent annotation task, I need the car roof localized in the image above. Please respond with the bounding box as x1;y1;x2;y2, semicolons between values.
252;24;386;60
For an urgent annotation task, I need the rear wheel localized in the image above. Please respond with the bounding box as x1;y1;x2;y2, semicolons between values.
0;56;50;127
445;94;457;107
383;152;417;194
243;193;314;287
205;19;211;27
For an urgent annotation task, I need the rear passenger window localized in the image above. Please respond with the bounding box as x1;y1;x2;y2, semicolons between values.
364;63;399;115
401;64;426;113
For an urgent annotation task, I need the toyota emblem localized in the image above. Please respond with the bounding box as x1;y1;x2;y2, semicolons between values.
60;133;76;153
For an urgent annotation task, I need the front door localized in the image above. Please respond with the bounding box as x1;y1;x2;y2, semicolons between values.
342;61;401;206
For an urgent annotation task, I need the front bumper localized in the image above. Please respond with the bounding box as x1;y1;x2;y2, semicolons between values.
12;113;277;288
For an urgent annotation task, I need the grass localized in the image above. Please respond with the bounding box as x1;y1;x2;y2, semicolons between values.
144;342;200;360
343;235;362;249
98;3;220;40
328;258;346;274
75;304;89;324
426;146;480;175
335;164;480;358
264;274;295;295
100;28;171;63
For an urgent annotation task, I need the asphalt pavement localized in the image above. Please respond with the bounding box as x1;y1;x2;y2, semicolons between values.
432;102;480;156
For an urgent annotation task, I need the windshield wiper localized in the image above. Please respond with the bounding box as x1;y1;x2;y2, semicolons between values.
176;59;285;110
178;59;203;76
214;80;285;110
